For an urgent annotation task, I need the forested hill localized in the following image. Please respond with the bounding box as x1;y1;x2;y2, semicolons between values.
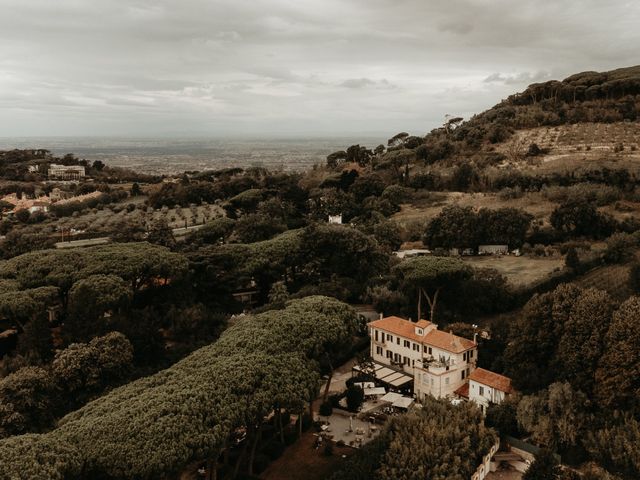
327;64;640;191
416;65;640;160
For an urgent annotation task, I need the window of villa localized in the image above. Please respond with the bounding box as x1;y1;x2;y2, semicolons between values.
479;386;484;396
404;340;410;348
376;346;383;355
445;377;450;385
375;330;378;341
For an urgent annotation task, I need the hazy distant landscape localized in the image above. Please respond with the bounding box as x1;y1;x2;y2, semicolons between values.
0;137;383;174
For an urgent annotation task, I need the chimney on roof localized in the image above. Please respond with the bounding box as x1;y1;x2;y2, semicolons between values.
379;313;383;320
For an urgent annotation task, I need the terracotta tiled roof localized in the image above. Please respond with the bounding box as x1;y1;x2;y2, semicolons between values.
469;368;513;393
368;316;428;343
454;382;469;398
423;329;476;354
368;316;476;353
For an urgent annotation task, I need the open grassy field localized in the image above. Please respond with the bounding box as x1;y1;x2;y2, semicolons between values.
462;255;565;287
392;191;557;228
392;188;639;233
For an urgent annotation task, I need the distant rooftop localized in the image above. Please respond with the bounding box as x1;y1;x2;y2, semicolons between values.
468;368;513;393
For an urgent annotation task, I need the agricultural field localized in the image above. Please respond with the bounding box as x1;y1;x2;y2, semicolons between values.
496;122;640;174
46;200;225;240
461;254;565;288
575;263;633;301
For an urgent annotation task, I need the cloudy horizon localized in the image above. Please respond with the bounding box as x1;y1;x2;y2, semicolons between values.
1;0;639;138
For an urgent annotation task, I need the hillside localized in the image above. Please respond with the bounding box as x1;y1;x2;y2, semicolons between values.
372;65;640;176
361;66;640;245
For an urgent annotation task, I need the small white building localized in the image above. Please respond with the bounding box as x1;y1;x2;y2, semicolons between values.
478;244;509;255
393;249;431;259
328;213;343;224
465;368;513;413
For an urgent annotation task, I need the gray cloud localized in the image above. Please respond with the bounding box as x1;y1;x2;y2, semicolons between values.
483;71;552;85
340;78;396;89
0;0;638;137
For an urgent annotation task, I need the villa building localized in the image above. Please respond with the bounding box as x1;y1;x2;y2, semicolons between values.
48;164;86;181
368;316;477;400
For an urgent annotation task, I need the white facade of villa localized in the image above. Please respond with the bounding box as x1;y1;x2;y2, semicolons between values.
368;316;478;399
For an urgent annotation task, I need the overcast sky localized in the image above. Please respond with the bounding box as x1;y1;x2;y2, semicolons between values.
1;0;638;137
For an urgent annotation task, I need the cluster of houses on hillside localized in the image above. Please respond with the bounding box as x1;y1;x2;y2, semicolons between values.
0;188;102;217
367;315;513;412
25;163;87;181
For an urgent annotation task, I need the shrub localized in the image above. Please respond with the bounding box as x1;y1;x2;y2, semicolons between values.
14;209;30;223
346;385;364;412
323;442;334;456
527;143;543;156
319;401;333;417
328;393;343;408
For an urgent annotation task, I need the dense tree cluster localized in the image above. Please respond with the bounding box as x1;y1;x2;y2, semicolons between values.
424;205;533;250
331;397;497;480
495;285;640;475
393;256;471;322
0;333;133;439
189;224;388;305
0;243;190;368
504;284;619;396
0;297;358;479
550;198;615;239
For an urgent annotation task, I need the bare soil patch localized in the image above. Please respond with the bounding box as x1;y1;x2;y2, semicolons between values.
260;431;356;480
